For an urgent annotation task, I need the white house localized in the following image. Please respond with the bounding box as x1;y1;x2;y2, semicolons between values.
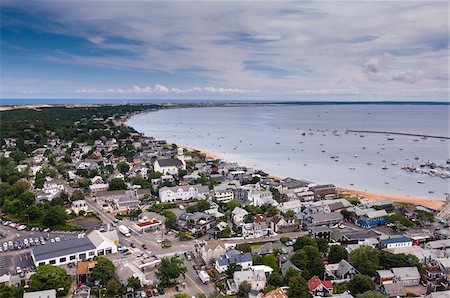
232;207;248;225
215;250;253;273
247;189;275;207
380;236;413;249
278;200;303;214
31;230;118;266
154;158;186;175
71;200;88;215
213;189;235;203
159;184;209;202
228;269;267;295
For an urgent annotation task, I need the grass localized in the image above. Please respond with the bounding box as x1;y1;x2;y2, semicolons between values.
250;244;262;251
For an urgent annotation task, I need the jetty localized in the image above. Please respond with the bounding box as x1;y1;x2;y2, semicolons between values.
346;130;450;140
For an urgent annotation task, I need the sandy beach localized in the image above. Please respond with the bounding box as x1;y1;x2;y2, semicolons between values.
341;188;445;210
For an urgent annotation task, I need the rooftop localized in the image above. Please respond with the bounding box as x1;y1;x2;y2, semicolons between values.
32;237;95;262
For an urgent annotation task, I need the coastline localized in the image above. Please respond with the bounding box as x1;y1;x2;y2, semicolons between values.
125;110;447;211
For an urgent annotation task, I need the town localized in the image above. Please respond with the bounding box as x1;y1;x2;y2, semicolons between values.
0;105;449;298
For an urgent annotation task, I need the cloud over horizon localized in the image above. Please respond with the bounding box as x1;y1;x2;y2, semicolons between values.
0;1;448;101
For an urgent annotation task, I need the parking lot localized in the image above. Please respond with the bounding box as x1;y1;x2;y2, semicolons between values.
0;219;84;276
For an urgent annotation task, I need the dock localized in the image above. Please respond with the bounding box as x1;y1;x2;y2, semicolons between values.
346;130;450;140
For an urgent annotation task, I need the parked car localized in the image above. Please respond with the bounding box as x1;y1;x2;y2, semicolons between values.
16;267;22;274
55;237;60;242
130;242;136;248
142;244;148;249
158;288;164;295
152;289;159;296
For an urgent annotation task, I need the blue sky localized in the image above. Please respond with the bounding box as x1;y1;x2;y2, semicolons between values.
0;1;448;101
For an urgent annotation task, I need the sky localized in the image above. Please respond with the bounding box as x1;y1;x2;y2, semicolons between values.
0;1;448;102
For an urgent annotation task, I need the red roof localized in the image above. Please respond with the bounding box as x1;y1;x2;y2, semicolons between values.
307;276;332;291
136;219;162;227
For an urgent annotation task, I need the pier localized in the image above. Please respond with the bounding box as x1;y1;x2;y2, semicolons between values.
346;130;450;140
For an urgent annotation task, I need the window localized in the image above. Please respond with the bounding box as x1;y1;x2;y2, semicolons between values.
38;262;45;266
49;260;56;264
70;255;76;260
89;251;95;256
60;257;66;263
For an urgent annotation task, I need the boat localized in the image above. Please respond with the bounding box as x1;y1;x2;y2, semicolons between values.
391;161;399;165
428;190;435;194
417;180;425;184
387;138;394;141
366;162;372;165
354;155;358;158
349;167;356;170
382;166;389;170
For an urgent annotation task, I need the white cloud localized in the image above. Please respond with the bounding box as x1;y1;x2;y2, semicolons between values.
74;84;259;94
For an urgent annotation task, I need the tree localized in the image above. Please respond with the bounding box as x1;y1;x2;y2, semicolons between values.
291;245;324;279
117;161;130;174
156;257;187;286
263;254;279;271
71;189;85;201
385;214;414;228
30;265;71;297
92;257;115;284
265;205;278;217
9;150;27;163
106;279;124;297
109;178;127;190
348;274;375;296
328;245;348;263
225;263;242;279
316;238;329;255
341;208;353;220
226;200;241;211
163;210;177;230
349;246;379;276
0;284;23;298
293;236;317;251
217;227;231;238
267;271;283;288
43;205;67;227
356;290;386;298
127;276;141;289
238;281;251;298
285;210;295;217
236;243;252;253
287;276;311;298
284;267;301;284
378;251;421;270
333;281;349;294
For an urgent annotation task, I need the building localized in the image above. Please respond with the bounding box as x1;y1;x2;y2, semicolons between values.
135;219;162;233
247;189;274;207
77;261;97;283
154;158;186;175
194;239;227;265
71;200;88;215
379;283;406;297
159;184;209;202
325;259;359;281
213;189;234;203
23;289;57;298
216;250;253;273
227;269;266;295
310;184;338;199
307;275;333;296
356;210;389;228
177;212;215;236
264;288;288;298
270;216;300;233
232;207;249;225
392;267;421;287
31;230;118;266
307;211;343;227
380;236;413;249
277;200;303;214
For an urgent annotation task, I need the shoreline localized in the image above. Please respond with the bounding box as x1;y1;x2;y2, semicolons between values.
125;110;447;211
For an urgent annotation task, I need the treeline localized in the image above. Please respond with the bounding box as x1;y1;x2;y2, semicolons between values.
0;104;162;153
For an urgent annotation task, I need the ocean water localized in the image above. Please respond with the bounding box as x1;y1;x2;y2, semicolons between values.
129;105;450;200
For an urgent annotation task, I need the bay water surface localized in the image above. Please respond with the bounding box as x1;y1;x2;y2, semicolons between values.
129;104;450;200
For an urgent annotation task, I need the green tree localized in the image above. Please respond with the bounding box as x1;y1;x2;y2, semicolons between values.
217;227;232;238
106;279;124;297
333;281;349;294
265;205;278;217
291;245;324;279
43;205;67;227
287;276;311;298
348;274;375;296
156;257;187;286
316;237;329;254
127;276;141;289
226;200;241;211
163;210;177;230
117;161;130;174
225;263;242;279
349;246;379;276
263;254;279;271
71;189;85;201
91;257;116;284
236;243;252;253
238;281;251;298
378;251;421;270
109;178;127;190
356;290;387;298
0;284;23;298
293;236;317;251
9;150;27;163
267;271;283;288
284;267;301;284
341;209;353;220
30;265;71;297
328;245;348;263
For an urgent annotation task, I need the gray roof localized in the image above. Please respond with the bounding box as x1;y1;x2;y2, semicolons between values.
217;250;252;266
32;238;95;262
157;158;183;167
336;259;357;277
281;260;301;276
311;211;343;222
